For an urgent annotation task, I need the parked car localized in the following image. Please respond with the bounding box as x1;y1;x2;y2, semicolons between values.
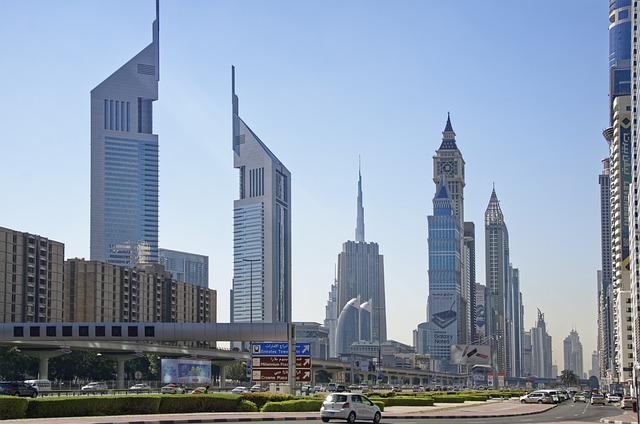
160;383;186;394
591;393;606;405
81;382;108;393
621;395;635;409
336;384;347;392
520;392;551;404
314;385;325;393
0;381;38;398
573;393;587;403
230;386;248;394
191;386;210;394
320;392;381;423
129;383;151;392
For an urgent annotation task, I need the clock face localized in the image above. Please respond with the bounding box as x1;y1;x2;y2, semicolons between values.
440;161;455;174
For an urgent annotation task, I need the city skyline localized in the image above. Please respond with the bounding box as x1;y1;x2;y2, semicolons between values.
0;1;605;367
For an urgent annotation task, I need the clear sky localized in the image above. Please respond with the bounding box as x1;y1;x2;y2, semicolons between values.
0;0;607;371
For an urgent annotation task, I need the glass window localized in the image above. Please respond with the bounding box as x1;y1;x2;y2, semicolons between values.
13;326;24;337
30;326;40;337
62;326;72;336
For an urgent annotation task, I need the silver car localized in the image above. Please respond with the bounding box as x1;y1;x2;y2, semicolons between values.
321;393;381;423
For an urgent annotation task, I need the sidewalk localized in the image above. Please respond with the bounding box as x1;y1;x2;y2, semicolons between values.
600;408;639;424
0;399;557;424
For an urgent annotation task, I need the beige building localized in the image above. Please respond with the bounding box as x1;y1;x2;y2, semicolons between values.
64;259;216;327
0;226;64;323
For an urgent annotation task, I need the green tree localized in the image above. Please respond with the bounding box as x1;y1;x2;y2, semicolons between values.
49;351;116;382
559;369;579;387
0;347;38;380
125;354;160;381
225;360;249;383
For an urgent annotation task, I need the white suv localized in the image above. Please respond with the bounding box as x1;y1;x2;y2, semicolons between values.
321;393;381;423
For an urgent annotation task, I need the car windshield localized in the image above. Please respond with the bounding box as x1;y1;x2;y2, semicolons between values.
326;394;348;402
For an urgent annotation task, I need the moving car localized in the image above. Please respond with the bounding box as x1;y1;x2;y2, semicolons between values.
573;393;586;403
129;383;151;392
81;382;108;393
230;386;248;394
160;383;186;394
607;393;621;403
519;392;552;404
250;384;265;392
0;381;38;398
621;395;634;409
191;386;209;394
321;392;381;423
591;393;606;405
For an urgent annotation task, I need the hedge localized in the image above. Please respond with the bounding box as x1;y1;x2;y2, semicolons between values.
25;396;160;418
262;398;323;412
157;394;251;413
372;396;435;407
243;392;294;410
0;396;29;420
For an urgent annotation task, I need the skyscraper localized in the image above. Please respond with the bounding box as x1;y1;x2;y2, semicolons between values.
597;158;613;384
231;67;291;326
603;0;633;389
531;309;553;378
432;114;472;343
90;2;160;266
563;329;583;378
334;169;387;359
484;187;510;376
423;176;462;365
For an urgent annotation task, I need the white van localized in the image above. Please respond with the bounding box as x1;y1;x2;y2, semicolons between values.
24;379;51;392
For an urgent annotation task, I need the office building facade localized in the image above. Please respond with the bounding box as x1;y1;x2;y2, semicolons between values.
90;3;160;266
231;67;291;327
159;248;209;288
563;329;584;378
0;227;64;323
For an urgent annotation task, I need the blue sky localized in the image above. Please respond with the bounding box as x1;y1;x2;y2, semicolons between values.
0;0;607;370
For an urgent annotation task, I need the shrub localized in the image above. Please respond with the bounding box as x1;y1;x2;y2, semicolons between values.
243;392;294;410
158;394;241;413
262;398;323;412
430;395;465;403
0;396;29;420
379;397;435;407
237;399;258;412
25;396;160;418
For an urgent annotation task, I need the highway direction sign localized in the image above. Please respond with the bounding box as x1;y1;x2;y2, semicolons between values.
252;342;311;356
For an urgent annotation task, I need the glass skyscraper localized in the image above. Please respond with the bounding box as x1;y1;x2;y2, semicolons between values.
90;3;160;266
424;176;461;363
231;67;291;326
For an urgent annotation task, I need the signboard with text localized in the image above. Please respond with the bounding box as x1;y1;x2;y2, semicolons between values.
251;342;311;382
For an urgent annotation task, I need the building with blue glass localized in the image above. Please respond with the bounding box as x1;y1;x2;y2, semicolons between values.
602;0;632;390
90;2;160;266
422;176;461;365
159;248;209;288
230;67;291;329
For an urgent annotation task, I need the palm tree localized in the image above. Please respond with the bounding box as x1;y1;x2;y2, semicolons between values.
559;369;579;387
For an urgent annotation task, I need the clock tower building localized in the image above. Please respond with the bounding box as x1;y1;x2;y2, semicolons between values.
433;113;465;224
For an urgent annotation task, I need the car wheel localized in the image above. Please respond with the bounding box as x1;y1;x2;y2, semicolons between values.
14;392;20;397
538;400;542;404
347;411;356;423
322;418;330;423
373;411;381;423
31;392;37;398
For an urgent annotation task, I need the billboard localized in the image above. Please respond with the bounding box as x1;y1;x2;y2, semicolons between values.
450;344;490;365
161;358;212;385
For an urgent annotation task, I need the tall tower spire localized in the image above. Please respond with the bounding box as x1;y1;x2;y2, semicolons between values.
355;158;365;242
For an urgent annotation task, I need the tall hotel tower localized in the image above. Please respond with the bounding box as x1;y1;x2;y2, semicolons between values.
334;169;387;359
423;177;462;365
231;67;292;328
90;3;160;266
603;0;633;389
597;158;613;385
431;115;472;344
484;188;510;376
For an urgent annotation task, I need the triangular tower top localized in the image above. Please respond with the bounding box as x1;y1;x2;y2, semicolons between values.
439;112;458;150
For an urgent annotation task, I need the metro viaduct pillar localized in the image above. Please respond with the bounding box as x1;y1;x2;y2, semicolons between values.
101;353;142;389
20;349;69;380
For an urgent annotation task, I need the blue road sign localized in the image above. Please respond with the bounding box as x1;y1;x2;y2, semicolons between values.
252;342;311;356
